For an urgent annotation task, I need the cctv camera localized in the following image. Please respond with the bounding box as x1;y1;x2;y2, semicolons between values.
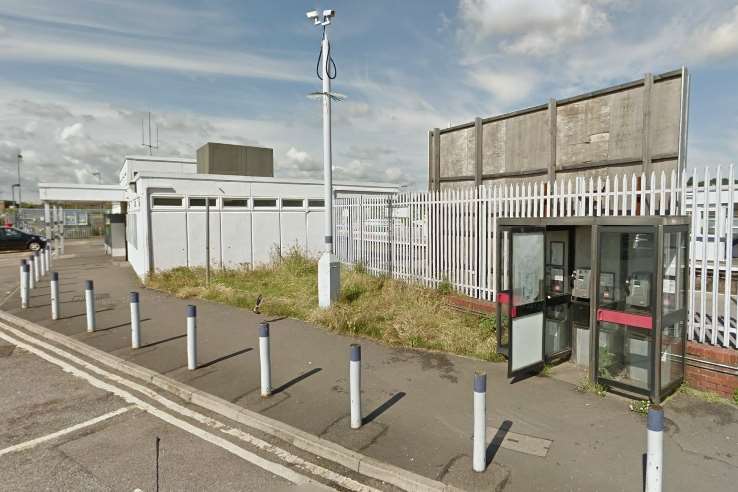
306;10;319;19
322;9;335;18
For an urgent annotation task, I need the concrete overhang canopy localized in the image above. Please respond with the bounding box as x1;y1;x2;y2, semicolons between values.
38;183;126;203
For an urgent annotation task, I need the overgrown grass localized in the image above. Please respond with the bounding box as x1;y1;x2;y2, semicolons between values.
147;250;504;361
679;384;738;407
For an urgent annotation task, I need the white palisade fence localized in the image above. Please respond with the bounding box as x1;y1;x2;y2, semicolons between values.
334;166;738;349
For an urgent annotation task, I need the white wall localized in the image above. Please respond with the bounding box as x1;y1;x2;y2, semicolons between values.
125;174;383;278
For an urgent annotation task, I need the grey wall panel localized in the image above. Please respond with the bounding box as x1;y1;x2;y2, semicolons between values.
504;109;548;172
186;211;222;268
221;212;252;268
434;70;684;187
605;88;644;161
151;212;187;272
557;96;611;167
280;212;307;254
306;211;324;257
482;120;506;175
251;212;281;264
440;127;475;178
650;78;682;157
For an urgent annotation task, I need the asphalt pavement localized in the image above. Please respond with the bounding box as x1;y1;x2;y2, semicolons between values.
2;239;737;491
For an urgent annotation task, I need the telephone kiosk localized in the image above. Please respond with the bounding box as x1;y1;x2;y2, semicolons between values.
496;217;689;403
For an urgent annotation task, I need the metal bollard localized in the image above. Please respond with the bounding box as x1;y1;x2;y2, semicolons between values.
20;261;29;309
50;272;60;320
33;252;40;283
28;256;35;289
45;246;51;270
646;405;664;492
130;292;141;349
473;372;487;472
85;280;96;332
187;305;197;370
259;322;271;397
349;344;362;429
39;248;46;276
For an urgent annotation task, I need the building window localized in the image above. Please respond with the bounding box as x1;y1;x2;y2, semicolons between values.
152;196;183;208
223;198;249;208
282;198;304;209
189;197;218;208
253;198;278;209
308;199;325;208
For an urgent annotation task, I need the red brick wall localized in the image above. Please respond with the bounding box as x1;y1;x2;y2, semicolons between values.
685;342;738;398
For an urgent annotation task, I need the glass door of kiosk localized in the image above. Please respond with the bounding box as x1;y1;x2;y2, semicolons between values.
497;227;573;377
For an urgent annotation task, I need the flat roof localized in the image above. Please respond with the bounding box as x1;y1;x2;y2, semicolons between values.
132;170;402;190
123;155;197;164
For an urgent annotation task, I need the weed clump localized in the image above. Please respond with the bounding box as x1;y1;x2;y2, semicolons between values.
148;248;500;361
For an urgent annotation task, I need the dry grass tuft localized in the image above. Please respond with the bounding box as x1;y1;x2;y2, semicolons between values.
147;249;502;361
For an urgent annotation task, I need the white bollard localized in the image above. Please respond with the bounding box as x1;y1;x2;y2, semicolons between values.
20;261;29;309
33;252;40;283
50;272;60;320
349;344;362;429
28;256;35;290
473;372;487;472
259;322;271;397
130;292;141;349
85;280;96;332
187;305;197;370
45;245;51;270
646;405;664;492
40;248;46;276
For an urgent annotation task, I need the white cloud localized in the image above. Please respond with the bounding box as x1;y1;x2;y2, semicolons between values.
58;122;84;142
0;19;309;84
458;0;611;56
687;5;738;61
467;68;539;104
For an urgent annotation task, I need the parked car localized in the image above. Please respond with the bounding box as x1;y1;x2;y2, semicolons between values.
0;227;47;251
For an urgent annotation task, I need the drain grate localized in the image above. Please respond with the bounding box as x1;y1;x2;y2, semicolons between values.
0;344;15;357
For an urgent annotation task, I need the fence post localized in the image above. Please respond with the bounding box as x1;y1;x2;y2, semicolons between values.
646;405;664;492
50;272;59;320
130;292;141;349
187;305;197;370
473;371;487;472
350;344;362;429
259;322;271;397
85;280;96;332
20;261;29;309
387;197;393;276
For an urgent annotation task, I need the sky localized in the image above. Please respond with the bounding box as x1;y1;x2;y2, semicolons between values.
0;0;737;201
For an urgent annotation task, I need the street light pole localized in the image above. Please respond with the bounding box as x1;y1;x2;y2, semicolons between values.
307;9;340;308
16;153;22;227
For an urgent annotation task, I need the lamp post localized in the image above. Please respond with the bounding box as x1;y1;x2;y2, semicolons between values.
307;8;340;308
16;153;22;228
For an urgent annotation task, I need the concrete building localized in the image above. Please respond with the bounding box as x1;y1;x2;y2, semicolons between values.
196;142;273;177
39;151;400;279
429;68;690;190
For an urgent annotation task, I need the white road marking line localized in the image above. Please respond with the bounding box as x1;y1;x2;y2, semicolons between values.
0;322;378;492
0;406;132;457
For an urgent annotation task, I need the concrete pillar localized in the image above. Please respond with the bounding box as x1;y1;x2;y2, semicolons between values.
548;98;557;184
642;73;653;178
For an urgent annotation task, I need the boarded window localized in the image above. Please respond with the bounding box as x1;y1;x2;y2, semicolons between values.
308;199;325;208
253;198;277;208
223;198;249;208
189;197;217;207
152;196;183;207
282;199;304;209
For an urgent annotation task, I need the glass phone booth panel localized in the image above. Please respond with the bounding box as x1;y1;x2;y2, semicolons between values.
508;228;546;377
595;225;688;402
